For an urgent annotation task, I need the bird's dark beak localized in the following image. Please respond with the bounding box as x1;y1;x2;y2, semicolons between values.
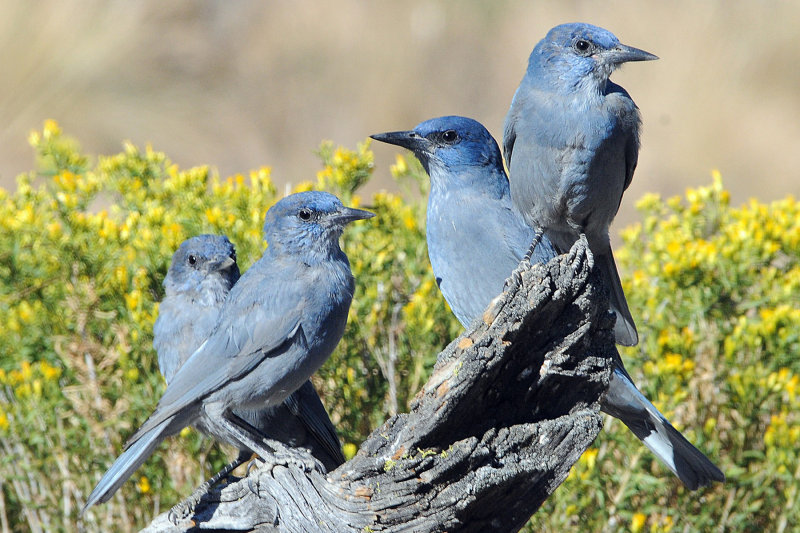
605;43;658;65
334;206;375;225
370;130;429;152
211;256;236;271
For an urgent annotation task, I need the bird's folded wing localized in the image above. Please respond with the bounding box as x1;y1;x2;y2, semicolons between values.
503;113;518;169
125;300;303;448
622;128;639;193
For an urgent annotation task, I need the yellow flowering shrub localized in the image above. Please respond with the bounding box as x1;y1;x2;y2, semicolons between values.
1;123;797;531
0;122;459;531
527;173;800;532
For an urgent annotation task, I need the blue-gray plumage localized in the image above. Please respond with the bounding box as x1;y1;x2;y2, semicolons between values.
153;234;345;477
372;119;557;326
154;235;241;384
372;116;723;490
82;192;373;512
503;22;658;346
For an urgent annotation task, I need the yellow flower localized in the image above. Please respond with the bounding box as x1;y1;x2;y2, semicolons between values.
17;302;33;324
581;447;599;471
391;154;408;177
665;240;681;257
342;442;358;460
205;206;222;225
43;119;61;139
136;476;151;494
631;512;647;533
402;212;416;231
20;361;32;381
666;195;682;211
635;192;661;211
125;290;142;311
249;166;273;191
293;181;314;193
46;221;62;238
40;362;61;381
27;130;41;147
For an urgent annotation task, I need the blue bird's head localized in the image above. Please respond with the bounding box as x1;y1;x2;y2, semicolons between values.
263;191;374;257
528;23;657;92
164;234;240;297
371;116;507;194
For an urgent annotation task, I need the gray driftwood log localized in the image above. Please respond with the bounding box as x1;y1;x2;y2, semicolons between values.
142;239;615;533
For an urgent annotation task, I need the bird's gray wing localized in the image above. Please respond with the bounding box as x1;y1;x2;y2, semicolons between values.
126;272;305;446
152;297;189;384
433;194;532;327
606;81;640;195
622;126;639;194
153;293;221;384
502;107;518;169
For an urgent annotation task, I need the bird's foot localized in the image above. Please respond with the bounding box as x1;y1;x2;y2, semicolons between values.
505;229;544;291
504;270;523;292
168;454;246;524
168;485;207;524
569;234;592;264
254;438;324;473
522;229;544;264
566;233;593;280
245;445;323;498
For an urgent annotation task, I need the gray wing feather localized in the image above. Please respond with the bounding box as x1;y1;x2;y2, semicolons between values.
286;381;345;466
127;273;304;446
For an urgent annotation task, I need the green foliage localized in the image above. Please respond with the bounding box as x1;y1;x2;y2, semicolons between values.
0;123;797;531
0;122;459;531
525;174;800;532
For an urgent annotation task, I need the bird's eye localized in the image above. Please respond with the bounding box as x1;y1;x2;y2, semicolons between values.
442;130;459;143
188;254;197;266
574;39;593;55
298;208;312;221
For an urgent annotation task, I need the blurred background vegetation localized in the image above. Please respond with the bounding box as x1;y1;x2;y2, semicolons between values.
1;2;799;531
0;0;798;234
1;122;799;532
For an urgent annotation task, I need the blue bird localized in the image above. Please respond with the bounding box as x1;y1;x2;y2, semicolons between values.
372;116;724;490
504;22;658;346
373;118;557;325
154;235;344;481
155;235;241;385
83;192;373;513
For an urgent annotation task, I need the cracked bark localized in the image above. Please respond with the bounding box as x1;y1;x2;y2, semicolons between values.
142;239;614;533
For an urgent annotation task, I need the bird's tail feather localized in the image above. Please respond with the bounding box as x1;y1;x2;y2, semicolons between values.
603;368;724;490
290;381;346;468
81;417;171;515
596;249;638;346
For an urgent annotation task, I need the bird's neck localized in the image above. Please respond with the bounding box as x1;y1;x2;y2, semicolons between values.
429;167;507;202
269;240;348;272
528;63;609;100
